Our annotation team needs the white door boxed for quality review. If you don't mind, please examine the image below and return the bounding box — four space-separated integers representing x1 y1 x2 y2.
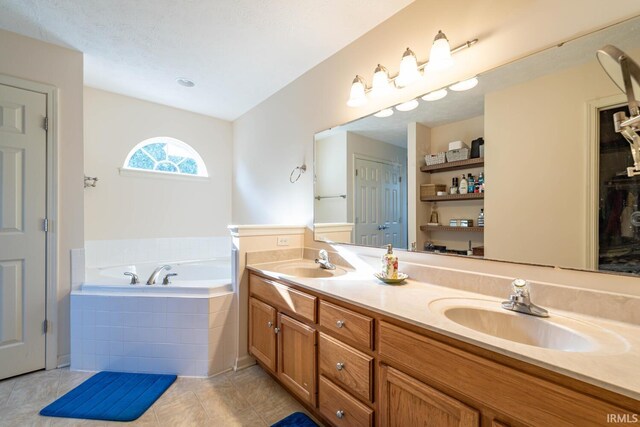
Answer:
0 84 47 380
354 158 405 248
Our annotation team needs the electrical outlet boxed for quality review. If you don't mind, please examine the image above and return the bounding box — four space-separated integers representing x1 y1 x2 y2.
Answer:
277 236 290 246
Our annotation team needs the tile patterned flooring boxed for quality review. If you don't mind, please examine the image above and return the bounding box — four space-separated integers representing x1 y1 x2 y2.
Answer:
0 365 320 426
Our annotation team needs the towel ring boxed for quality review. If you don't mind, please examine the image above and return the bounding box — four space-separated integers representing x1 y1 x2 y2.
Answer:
289 164 307 183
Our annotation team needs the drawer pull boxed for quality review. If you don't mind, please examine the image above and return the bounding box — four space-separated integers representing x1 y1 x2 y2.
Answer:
336 410 345 419
336 362 345 371
274 327 280 334
336 320 345 328
267 321 273 328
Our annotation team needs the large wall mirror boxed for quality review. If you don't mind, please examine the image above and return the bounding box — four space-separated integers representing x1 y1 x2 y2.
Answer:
314 16 640 277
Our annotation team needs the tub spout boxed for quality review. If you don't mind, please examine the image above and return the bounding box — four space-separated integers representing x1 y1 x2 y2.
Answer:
147 265 171 285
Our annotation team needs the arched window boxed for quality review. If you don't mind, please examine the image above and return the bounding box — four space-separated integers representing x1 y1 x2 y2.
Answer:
123 137 208 177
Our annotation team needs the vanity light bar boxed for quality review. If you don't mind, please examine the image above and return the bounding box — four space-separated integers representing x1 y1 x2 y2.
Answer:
347 34 478 107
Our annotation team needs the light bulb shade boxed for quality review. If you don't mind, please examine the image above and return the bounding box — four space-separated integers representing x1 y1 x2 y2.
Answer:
426 31 454 71
347 75 368 107
395 99 419 112
422 88 448 101
371 64 392 97
396 48 421 87
374 108 394 118
449 77 479 91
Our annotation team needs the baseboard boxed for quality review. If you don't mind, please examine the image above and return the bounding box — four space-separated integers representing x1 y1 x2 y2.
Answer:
235 354 256 371
57 354 70 368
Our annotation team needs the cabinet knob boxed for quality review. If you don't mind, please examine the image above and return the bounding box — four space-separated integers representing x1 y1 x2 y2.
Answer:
336 410 345 419
336 362 345 371
336 320 345 328
274 327 280 334
267 321 273 328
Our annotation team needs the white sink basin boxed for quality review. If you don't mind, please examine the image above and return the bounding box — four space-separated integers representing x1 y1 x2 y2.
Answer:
429 298 628 353
270 261 347 278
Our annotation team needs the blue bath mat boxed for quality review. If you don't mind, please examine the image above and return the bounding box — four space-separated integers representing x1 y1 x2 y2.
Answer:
40 371 176 422
272 412 318 427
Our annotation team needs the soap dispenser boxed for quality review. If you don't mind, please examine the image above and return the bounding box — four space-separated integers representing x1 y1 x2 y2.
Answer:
382 244 398 279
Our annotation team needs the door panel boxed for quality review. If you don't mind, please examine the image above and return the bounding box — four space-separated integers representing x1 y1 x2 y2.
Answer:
249 297 277 372
277 313 316 406
0 84 47 380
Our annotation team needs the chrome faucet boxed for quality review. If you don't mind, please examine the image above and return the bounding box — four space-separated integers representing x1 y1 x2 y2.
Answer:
315 249 336 270
146 265 171 285
501 279 549 318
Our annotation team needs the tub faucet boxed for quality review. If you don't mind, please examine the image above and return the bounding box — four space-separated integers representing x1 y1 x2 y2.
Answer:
315 249 336 270
147 265 172 285
501 279 549 318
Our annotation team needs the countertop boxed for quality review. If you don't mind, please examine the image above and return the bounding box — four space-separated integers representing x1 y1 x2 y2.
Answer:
247 259 640 401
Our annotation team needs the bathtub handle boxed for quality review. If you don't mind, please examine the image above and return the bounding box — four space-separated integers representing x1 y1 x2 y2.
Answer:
124 272 139 285
162 273 178 285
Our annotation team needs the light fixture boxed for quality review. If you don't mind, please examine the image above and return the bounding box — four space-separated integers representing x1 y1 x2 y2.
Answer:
422 88 448 101
345 32 478 107
374 108 394 118
426 30 454 71
396 48 421 88
176 77 195 87
395 99 419 112
450 77 478 91
346 75 368 107
371 64 393 97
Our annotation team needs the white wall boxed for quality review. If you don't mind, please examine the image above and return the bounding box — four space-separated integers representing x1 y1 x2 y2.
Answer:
314 133 347 223
84 88 232 240
232 0 640 226
0 29 84 364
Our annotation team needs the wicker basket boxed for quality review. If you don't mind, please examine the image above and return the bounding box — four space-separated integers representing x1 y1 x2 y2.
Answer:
446 148 470 162
425 152 446 166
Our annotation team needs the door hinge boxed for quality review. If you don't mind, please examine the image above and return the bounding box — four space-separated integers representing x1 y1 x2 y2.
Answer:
44 117 48 132
43 218 49 232
43 319 48 333
399 176 402 182
355 169 358 176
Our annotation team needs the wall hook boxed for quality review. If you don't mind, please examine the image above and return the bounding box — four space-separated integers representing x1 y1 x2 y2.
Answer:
84 175 98 188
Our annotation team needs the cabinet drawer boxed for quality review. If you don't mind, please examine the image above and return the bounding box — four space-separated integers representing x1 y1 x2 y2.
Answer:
250 274 316 323
319 376 373 427
319 333 373 402
378 321 633 427
319 301 373 350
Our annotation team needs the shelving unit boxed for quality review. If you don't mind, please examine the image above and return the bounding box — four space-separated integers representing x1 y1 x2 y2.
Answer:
420 193 484 202
420 225 484 233
420 157 484 173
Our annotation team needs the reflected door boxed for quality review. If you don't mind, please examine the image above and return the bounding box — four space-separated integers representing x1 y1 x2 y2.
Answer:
0 84 47 379
354 157 404 248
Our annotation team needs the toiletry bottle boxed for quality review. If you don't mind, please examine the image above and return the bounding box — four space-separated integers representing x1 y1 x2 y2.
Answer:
459 174 468 194
478 172 485 193
382 244 398 279
450 177 458 194
467 173 474 193
429 203 440 225
478 208 485 227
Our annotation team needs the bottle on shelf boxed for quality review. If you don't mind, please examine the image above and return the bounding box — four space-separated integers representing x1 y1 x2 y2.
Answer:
467 173 475 193
478 208 485 227
478 172 485 193
450 177 458 194
459 174 468 194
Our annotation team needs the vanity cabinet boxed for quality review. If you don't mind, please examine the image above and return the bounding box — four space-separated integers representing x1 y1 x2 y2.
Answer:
248 271 639 427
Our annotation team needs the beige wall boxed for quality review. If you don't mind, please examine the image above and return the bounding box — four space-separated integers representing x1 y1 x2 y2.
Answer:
232 0 640 227
0 29 84 363
84 88 233 240
484 56 624 268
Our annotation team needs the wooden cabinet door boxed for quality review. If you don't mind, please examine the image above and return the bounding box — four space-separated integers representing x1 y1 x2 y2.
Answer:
249 297 277 372
379 364 479 427
277 313 317 406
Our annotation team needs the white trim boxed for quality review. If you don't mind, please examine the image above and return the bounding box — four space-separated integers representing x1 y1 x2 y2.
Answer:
227 224 306 237
234 354 256 371
0 74 59 371
313 223 354 233
585 94 626 270
118 167 210 181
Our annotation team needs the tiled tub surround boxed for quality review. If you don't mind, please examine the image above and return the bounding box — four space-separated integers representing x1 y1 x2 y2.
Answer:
248 252 640 401
70 292 237 377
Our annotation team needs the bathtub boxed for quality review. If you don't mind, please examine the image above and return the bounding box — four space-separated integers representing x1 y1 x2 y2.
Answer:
81 258 232 296
71 257 237 376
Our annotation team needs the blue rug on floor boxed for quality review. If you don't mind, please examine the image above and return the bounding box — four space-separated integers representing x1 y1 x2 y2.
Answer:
40 371 176 422
272 412 318 427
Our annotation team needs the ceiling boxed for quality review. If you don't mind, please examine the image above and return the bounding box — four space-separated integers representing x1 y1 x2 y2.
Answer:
0 0 413 120
316 16 640 147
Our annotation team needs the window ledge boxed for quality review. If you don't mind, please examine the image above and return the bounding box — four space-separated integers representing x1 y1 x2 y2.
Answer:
118 167 210 181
